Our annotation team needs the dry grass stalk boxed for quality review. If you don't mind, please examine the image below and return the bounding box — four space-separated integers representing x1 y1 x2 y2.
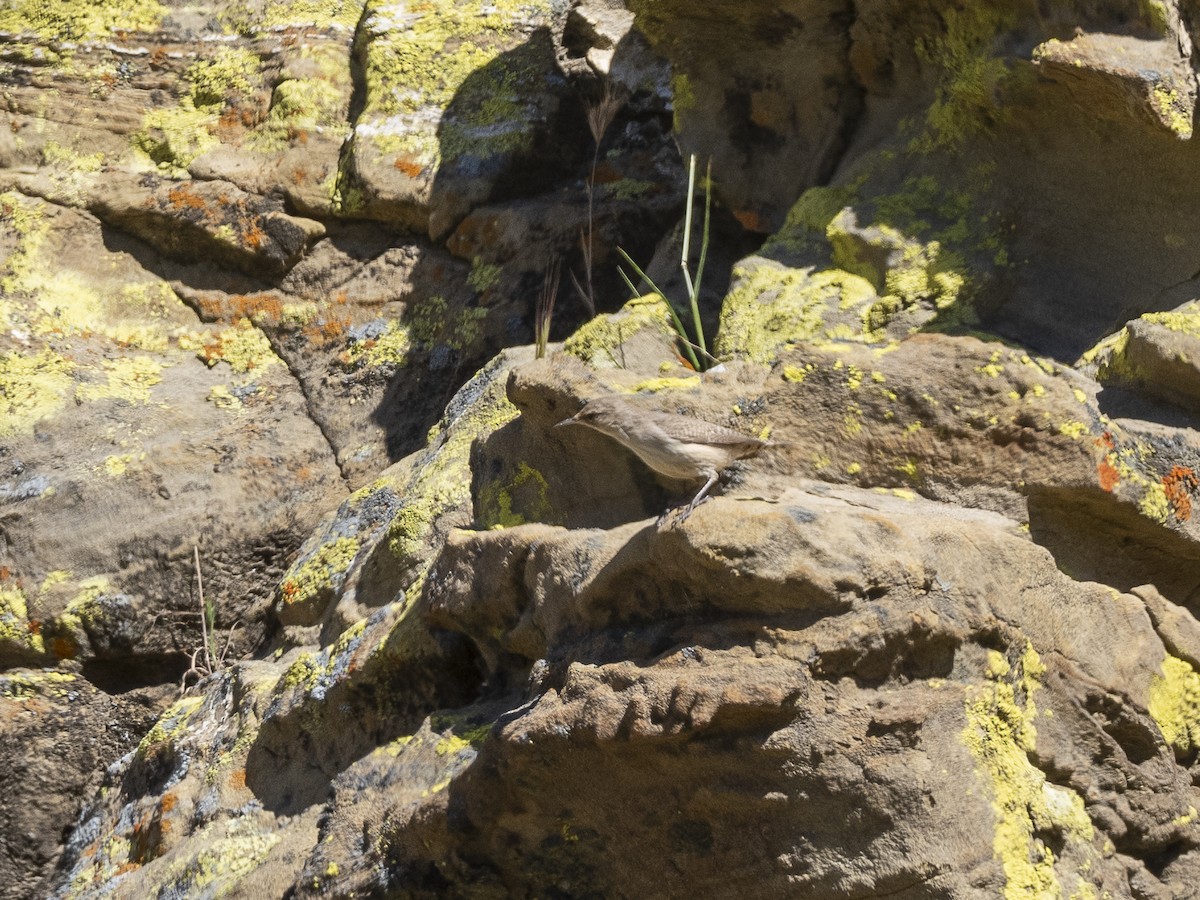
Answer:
536 258 562 359
575 80 626 317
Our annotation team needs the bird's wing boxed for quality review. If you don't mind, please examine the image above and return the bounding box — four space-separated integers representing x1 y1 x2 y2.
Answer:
647 410 765 448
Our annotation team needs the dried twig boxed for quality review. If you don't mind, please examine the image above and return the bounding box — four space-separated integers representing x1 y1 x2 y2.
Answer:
179 546 241 694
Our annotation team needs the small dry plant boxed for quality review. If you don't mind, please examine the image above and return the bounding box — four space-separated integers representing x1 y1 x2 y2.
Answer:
179 546 240 694
535 258 562 358
570 80 625 316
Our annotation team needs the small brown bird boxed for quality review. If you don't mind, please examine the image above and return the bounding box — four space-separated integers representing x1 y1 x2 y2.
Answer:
557 394 769 516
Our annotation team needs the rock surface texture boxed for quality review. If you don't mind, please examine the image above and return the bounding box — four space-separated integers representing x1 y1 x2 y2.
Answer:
3 0 1200 898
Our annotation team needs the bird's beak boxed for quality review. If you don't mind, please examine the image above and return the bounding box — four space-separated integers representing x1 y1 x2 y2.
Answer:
554 417 575 428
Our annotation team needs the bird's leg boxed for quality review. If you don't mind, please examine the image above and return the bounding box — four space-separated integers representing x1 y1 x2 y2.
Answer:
658 470 721 527
671 470 720 523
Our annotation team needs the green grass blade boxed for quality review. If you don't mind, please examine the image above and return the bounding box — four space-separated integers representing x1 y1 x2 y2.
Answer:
616 248 701 370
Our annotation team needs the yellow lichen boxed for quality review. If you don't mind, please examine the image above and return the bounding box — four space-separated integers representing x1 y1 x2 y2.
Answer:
138 696 204 756
0 585 44 655
478 462 554 529
1150 85 1192 139
963 643 1097 899
2 669 76 701
1138 482 1171 524
0 348 75 436
101 454 135 477
629 376 702 393
1057 421 1088 440
208 384 243 410
435 734 474 756
278 537 361 611
182 320 279 374
1148 654 1200 755
0 0 166 43
563 294 678 367
345 321 412 369
75 357 165 405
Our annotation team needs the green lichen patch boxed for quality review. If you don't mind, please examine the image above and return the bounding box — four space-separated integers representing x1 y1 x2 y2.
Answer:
186 47 262 108
134 47 264 171
134 103 222 172
629 376 702 393
248 42 352 153
221 0 362 34
720 166 1003 364
38 140 108 205
155 818 281 895
716 262 881 364
910 4 1021 152
0 0 166 44
343 320 413 370
431 711 491 753
1150 83 1193 139
278 536 362 614
962 644 1099 899
2 191 185 348
563 294 679 367
383 354 521 594
137 695 205 758
467 259 502 293
1149 654 1200 756
405 295 486 353
1 190 51 303
1 669 76 701
350 0 555 169
477 461 553 528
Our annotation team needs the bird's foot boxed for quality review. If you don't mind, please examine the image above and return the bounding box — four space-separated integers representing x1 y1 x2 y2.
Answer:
657 495 710 527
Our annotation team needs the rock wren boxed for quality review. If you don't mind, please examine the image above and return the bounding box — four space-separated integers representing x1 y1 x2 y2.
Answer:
556 395 769 516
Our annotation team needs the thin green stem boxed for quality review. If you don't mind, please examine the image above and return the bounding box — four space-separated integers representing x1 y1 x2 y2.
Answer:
680 154 696 302
688 158 712 358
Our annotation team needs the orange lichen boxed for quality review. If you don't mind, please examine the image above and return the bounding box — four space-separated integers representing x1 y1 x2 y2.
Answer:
49 637 77 660
233 293 284 324
167 184 207 211
243 222 267 249
1164 466 1198 521
734 208 766 232
302 311 351 346
393 156 424 177
1098 458 1120 492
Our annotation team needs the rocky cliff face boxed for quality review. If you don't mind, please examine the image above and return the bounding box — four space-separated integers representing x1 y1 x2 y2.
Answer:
4 0 1200 897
